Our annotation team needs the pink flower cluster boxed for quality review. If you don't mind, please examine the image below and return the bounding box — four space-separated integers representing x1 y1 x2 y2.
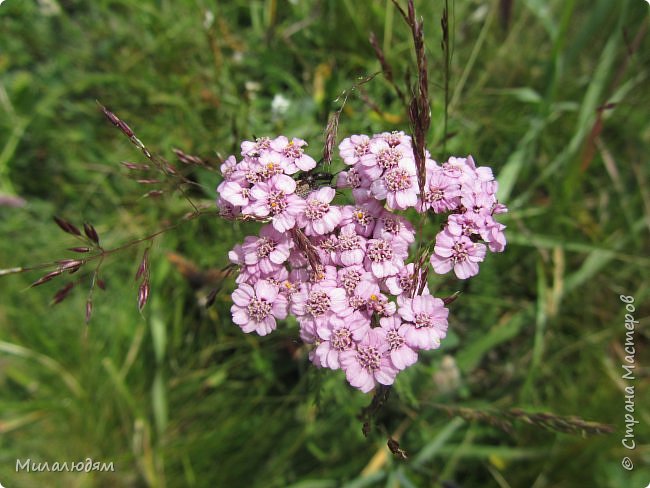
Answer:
337 133 508 280
216 132 507 393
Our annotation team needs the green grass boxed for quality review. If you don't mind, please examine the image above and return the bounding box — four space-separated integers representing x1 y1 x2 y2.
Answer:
1 0 649 487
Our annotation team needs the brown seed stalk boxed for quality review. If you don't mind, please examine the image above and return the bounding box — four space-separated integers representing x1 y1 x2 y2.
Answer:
52 282 75 305
83 223 100 245
31 269 63 287
138 280 150 311
53 216 82 236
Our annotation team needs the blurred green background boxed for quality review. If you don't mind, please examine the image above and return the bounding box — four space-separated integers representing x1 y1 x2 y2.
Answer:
1 0 649 487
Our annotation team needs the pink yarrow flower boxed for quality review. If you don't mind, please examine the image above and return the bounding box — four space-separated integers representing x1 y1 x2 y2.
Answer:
461 183 498 218
338 134 371 166
377 315 418 370
376 130 411 148
290 284 350 325
241 137 272 158
441 156 477 183
340 329 398 393
336 167 372 202
337 265 370 295
364 238 408 279
289 263 337 287
446 212 485 239
430 230 486 279
384 262 417 296
270 136 317 173
482 217 507 253
360 139 411 179
314 312 370 370
220 180 251 207
370 159 419 210
312 233 338 266
257 151 288 179
221 134 508 395
216 196 240 219
397 293 449 350
247 174 306 232
340 200 383 237
231 280 288 336
333 224 366 266
373 212 416 246
417 167 461 214
347 276 380 314
241 225 292 274
220 155 237 179
297 187 342 236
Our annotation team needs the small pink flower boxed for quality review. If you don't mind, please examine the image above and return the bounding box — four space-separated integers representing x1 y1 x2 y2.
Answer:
417 167 461 214
231 280 288 336
464 155 493 182
360 139 411 179
441 155 493 187
493 202 508 215
375 130 411 148
247 174 306 232
377 316 418 370
290 264 338 288
373 212 415 246
216 196 240 219
220 180 252 207
241 137 272 158
446 213 485 239
314 312 370 370
482 217 507 253
337 167 372 201
290 284 350 324
241 225 292 274
460 183 497 218
312 233 338 266
220 155 237 178
340 329 398 393
340 200 383 237
297 187 342 236
370 159 419 210
230 244 262 284
333 224 366 266
270 136 317 173
384 263 416 296
347 276 380 314
430 230 486 279
398 293 448 350
337 265 369 295
257 151 288 179
299 316 318 344
277 278 300 299
229 158 263 186
364 238 408 279
338 134 371 165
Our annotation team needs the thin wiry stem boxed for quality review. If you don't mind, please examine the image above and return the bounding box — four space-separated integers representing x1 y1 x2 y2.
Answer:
426 403 615 437
441 0 451 154
322 73 380 165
